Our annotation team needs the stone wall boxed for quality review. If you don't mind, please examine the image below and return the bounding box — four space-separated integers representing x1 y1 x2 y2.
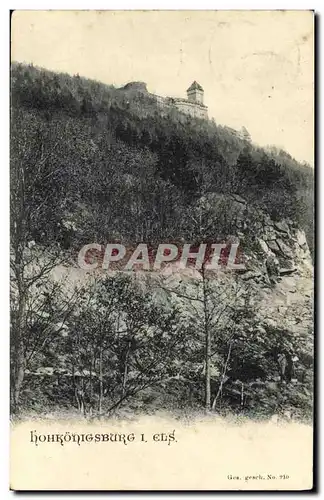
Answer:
172 99 208 119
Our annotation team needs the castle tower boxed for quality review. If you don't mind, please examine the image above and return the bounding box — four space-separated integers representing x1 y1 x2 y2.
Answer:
186 81 204 104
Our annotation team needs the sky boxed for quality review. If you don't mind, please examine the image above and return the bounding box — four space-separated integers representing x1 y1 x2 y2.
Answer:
11 10 314 165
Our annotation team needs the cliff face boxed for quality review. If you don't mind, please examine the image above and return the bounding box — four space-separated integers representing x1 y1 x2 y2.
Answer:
55 194 314 340
229 195 313 349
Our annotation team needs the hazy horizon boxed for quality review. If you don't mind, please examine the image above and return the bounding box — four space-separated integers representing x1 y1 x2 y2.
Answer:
11 10 314 166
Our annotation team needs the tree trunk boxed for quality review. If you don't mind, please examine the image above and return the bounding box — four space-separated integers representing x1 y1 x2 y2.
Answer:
12 344 25 412
98 348 103 414
89 357 93 417
202 267 211 411
212 341 233 411
205 329 211 411
122 341 131 398
11 287 27 413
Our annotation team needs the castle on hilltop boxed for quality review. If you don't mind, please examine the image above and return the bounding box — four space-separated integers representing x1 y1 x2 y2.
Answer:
120 80 252 142
165 81 208 120
121 80 208 120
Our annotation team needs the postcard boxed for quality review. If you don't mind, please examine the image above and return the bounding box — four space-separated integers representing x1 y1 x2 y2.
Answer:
10 10 314 491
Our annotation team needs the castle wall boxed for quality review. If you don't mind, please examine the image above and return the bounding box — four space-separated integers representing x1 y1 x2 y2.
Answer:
149 92 208 120
154 94 170 107
173 100 208 119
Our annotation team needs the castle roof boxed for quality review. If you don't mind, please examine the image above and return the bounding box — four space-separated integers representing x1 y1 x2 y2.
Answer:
187 81 204 92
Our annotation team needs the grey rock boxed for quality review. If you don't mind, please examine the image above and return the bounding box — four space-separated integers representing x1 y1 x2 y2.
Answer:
274 221 290 233
231 194 247 204
258 238 270 254
266 240 280 253
277 239 294 258
296 229 307 247
241 271 262 281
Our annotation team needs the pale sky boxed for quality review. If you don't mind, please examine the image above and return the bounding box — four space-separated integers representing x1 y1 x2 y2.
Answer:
11 10 314 165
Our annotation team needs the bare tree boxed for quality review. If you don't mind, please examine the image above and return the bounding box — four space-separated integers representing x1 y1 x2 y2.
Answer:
157 262 249 412
10 107 76 412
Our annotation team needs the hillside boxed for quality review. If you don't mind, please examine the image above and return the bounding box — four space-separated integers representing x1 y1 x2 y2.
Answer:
10 62 314 420
11 62 314 253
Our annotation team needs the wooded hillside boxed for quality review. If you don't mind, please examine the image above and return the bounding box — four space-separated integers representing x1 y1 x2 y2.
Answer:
10 63 314 420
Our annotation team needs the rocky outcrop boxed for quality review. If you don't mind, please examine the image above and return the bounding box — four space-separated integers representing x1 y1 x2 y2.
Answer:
234 198 313 343
121 81 148 93
53 194 314 351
